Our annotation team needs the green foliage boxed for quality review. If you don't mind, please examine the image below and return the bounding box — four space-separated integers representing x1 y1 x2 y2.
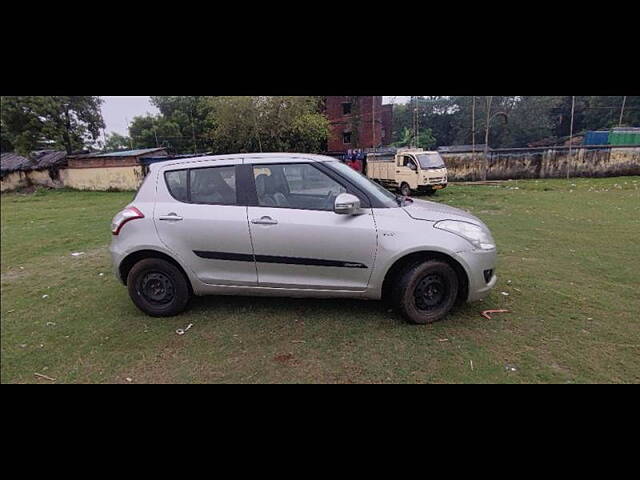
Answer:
393 96 457 148
126 96 329 155
392 96 638 149
204 96 330 154
1 117 15 152
128 114 181 151
391 127 436 150
103 132 132 152
148 96 214 153
0 96 105 154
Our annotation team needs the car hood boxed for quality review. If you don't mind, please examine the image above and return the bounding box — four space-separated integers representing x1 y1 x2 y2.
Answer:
402 198 482 224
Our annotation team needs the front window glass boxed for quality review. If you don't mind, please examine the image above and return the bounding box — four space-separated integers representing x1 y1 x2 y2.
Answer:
416 153 445 169
328 161 398 208
402 156 418 170
253 163 346 211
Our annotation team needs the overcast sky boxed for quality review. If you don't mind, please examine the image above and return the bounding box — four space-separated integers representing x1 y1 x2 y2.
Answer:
100 96 411 136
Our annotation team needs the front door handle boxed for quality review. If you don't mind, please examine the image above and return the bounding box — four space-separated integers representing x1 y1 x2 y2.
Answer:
159 213 183 221
251 216 278 225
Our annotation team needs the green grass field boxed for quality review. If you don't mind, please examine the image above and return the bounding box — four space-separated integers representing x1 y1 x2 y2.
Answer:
1 178 639 383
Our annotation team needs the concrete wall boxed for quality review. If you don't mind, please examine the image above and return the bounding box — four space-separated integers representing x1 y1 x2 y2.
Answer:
61 166 145 191
1 169 64 192
442 146 640 181
1 171 27 192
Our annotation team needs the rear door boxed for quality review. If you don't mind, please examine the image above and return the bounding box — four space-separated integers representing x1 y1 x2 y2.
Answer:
246 161 378 291
154 159 258 286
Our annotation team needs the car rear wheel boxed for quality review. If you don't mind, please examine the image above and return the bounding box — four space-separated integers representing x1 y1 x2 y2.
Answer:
127 258 191 317
392 260 458 324
400 182 412 197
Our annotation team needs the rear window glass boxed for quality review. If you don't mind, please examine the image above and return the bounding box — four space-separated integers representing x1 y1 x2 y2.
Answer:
190 166 237 205
165 170 188 202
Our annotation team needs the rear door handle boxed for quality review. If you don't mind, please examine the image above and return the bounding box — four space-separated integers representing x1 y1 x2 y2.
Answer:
251 216 278 225
159 213 183 221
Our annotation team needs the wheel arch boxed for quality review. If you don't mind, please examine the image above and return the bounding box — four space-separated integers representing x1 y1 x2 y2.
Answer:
118 249 194 295
381 250 469 305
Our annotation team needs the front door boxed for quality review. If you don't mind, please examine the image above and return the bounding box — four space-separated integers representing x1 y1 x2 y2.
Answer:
154 160 258 286
247 162 377 291
396 155 420 189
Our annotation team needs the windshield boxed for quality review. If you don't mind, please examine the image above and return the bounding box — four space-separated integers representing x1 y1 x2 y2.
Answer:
328 161 399 208
416 153 445 169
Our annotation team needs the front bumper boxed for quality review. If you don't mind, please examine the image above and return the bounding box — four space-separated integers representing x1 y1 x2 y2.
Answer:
455 248 498 302
418 183 447 192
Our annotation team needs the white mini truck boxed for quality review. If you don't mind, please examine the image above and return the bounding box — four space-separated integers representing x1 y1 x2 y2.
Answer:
110 153 496 324
366 148 448 197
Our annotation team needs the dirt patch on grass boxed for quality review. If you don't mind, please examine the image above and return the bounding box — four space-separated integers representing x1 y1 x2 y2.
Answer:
273 352 295 364
1 268 29 283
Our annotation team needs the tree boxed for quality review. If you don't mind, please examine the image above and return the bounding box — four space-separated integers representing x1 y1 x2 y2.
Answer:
582 96 640 130
392 96 457 148
392 127 436 150
1 117 14 152
128 114 181 151
149 96 214 153
204 96 329 154
104 132 132 151
501 96 561 147
0 96 105 154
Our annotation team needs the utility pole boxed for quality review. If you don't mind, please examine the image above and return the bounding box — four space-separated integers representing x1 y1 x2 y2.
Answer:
125 117 133 149
416 96 420 148
471 96 476 161
412 96 419 149
568 95 575 180
372 96 376 152
619 95 627 127
483 96 493 181
190 109 198 154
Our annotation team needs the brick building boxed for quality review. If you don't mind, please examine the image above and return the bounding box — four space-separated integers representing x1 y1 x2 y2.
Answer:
325 96 393 152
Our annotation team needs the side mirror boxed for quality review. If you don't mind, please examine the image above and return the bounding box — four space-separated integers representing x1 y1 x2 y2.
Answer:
334 193 361 215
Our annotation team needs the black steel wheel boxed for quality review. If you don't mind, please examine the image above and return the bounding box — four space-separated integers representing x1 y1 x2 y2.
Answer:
413 274 447 311
127 258 191 317
392 260 459 324
140 271 175 305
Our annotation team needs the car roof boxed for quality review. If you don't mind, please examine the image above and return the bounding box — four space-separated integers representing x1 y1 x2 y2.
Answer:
152 152 338 171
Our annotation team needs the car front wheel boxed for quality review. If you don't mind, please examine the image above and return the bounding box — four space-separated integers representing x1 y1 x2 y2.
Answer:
127 258 191 317
392 260 459 324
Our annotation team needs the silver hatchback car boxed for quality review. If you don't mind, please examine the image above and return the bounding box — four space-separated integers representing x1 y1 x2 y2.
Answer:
110 153 497 324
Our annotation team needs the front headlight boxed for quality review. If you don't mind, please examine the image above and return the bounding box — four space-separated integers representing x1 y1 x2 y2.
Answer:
434 220 495 250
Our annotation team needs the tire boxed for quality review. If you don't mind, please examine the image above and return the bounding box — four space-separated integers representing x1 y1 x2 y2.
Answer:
400 182 412 197
392 260 458 324
127 258 191 317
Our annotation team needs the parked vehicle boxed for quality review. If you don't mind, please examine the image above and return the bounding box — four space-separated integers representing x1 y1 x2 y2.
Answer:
366 148 448 197
110 153 496 324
